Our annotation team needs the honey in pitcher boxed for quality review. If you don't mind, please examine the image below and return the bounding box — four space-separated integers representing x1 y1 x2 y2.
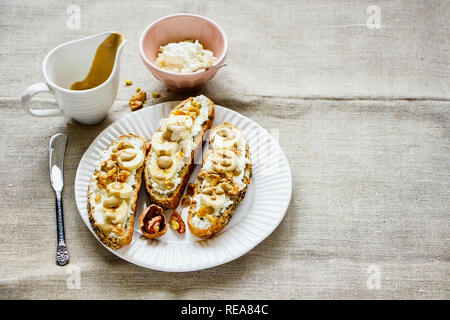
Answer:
70 33 123 90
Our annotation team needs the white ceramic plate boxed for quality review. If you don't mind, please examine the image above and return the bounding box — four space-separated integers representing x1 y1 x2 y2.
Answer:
75 101 292 272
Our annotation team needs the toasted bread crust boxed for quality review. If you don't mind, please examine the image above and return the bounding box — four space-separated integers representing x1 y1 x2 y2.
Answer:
187 127 252 239
87 134 145 249
144 97 215 209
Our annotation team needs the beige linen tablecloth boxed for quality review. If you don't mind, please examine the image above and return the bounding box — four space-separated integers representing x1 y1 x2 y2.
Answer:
0 0 448 299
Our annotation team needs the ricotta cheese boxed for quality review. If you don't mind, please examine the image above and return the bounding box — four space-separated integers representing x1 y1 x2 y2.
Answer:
155 40 217 73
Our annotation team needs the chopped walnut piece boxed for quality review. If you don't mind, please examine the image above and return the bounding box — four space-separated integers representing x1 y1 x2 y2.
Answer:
96 172 107 189
169 211 186 234
173 109 186 116
197 206 214 217
112 224 125 236
185 105 199 115
147 215 162 234
198 170 208 179
205 214 218 224
211 176 221 186
117 141 133 150
100 159 115 171
129 90 146 111
186 183 195 196
116 170 130 183
225 171 234 179
181 194 191 206
106 167 117 182
187 111 197 119
165 181 175 190
220 182 233 193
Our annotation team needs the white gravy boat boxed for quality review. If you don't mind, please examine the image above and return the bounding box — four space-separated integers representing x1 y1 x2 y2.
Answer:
21 31 126 125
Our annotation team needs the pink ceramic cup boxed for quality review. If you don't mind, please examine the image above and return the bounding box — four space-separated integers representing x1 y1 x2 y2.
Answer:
139 13 228 93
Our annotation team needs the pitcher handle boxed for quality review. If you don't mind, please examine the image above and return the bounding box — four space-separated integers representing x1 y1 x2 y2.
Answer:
21 82 64 117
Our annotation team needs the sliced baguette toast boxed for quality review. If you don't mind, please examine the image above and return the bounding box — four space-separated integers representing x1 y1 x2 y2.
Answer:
144 95 214 209
87 134 145 249
188 123 252 239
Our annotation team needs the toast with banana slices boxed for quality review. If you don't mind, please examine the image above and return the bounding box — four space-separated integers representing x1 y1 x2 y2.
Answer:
188 123 252 239
144 95 215 209
87 134 145 249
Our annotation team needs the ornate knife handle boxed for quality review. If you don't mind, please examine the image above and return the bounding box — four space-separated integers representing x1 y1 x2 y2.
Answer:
55 192 69 266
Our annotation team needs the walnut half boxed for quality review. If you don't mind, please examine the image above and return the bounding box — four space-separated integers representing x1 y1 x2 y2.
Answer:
169 211 186 234
139 204 167 239
129 90 146 111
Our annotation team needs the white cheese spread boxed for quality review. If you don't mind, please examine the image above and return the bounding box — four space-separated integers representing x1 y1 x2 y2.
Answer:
155 40 217 73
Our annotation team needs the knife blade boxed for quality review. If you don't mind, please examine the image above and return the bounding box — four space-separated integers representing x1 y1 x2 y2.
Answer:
49 133 69 266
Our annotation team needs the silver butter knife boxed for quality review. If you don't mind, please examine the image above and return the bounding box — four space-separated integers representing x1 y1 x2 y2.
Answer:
49 133 69 266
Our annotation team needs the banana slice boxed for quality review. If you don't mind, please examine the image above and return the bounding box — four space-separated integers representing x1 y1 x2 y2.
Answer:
103 195 122 208
161 115 194 142
104 200 128 225
119 148 144 171
211 149 239 172
107 182 133 199
163 125 190 142
149 154 181 184
151 132 178 156
199 193 226 211
118 148 137 161
166 115 194 129
96 221 113 235
211 126 241 150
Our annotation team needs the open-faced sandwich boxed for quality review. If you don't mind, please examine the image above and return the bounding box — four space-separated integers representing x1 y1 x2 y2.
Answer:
87 134 145 249
144 95 214 209
188 123 252 239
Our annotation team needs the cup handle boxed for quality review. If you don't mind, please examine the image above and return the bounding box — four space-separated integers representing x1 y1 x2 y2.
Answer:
21 82 64 117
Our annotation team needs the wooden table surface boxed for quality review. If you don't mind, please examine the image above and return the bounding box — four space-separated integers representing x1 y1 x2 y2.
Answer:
0 0 448 299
